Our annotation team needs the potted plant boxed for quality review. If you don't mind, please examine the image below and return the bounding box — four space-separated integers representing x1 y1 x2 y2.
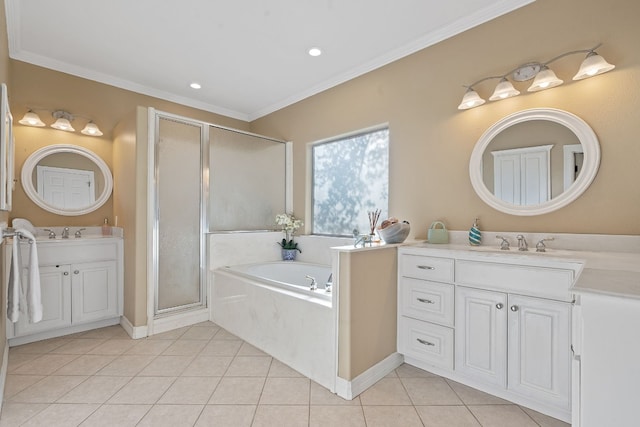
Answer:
275 213 303 260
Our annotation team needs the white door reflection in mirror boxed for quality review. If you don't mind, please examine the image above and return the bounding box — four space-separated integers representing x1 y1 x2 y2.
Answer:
492 145 552 206
37 165 95 209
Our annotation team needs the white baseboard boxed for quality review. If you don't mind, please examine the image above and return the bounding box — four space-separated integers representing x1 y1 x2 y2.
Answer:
149 308 209 336
0 342 9 413
335 352 404 400
120 316 148 339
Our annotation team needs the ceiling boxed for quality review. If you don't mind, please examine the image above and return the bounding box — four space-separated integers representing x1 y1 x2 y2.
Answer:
5 0 533 121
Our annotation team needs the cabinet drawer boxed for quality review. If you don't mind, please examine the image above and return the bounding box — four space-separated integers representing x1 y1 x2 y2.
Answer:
398 316 454 370
400 254 454 283
400 278 454 326
456 260 573 301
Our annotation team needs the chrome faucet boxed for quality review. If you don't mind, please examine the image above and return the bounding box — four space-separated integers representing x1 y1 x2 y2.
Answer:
306 275 317 291
43 228 56 239
61 227 70 239
74 228 86 238
536 237 555 252
516 234 528 251
325 273 333 293
496 235 510 250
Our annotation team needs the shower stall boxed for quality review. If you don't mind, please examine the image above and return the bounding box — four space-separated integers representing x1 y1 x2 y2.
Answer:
146 110 288 333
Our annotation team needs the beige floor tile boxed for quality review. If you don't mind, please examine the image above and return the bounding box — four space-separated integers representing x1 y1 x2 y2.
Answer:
20 403 100 427
310 405 366 427
446 379 511 405
310 381 361 406
107 376 176 404
395 363 438 378
137 355 194 376
158 376 220 404
7 352 41 373
50 339 106 354
79 325 130 340
359 378 412 405
268 359 304 377
401 377 463 406
148 326 190 340
9 375 87 403
181 324 220 340
124 339 174 355
195 405 255 427
362 406 424 427
468 405 539 427
137 404 204 427
520 406 571 427
182 355 233 376
52 354 116 375
260 377 310 405
95 355 155 376
57 376 131 403
415 405 481 427
237 342 268 356
79 404 151 426
212 328 241 340
200 339 242 356
0 402 48 427
252 405 309 427
225 355 272 377
13 354 79 375
87 338 137 355
3 375 46 399
10 337 70 354
208 377 265 404
162 339 207 356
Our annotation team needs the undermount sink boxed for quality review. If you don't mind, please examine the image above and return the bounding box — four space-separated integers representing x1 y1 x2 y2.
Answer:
466 245 578 257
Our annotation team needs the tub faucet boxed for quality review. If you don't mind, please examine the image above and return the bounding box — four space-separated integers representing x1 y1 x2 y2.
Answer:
516 234 528 251
61 227 70 239
306 275 317 291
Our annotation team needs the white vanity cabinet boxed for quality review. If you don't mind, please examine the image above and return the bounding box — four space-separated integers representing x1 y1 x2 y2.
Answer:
398 245 580 423
6 237 123 345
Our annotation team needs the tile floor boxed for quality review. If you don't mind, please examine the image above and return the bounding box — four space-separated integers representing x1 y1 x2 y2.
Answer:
0 322 570 426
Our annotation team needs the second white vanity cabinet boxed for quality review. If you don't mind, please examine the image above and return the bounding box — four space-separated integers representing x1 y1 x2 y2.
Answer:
7 236 123 345
398 245 581 423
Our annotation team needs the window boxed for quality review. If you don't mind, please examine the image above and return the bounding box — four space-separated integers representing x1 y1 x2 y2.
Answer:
312 127 389 236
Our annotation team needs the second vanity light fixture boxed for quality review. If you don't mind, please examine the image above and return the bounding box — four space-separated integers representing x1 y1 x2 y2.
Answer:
19 109 104 136
458 43 615 110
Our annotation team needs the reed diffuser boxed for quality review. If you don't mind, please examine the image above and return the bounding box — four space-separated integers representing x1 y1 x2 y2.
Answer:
368 209 382 238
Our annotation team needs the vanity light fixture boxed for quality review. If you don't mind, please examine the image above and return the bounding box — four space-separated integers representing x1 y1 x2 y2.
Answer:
458 43 615 110
19 109 104 136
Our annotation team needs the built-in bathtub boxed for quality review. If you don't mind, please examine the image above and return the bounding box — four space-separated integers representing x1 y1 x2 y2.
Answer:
212 261 337 391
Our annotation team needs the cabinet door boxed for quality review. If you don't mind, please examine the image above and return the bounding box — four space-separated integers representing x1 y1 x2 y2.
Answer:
14 265 72 336
71 260 118 324
508 294 571 411
455 286 507 387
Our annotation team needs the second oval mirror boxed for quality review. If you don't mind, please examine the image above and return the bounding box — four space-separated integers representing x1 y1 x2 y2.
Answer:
21 144 113 216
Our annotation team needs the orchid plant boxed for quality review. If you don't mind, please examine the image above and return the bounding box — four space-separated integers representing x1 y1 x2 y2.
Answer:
275 213 303 252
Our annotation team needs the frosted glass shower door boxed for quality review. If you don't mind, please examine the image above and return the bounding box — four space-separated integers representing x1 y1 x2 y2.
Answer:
155 116 205 313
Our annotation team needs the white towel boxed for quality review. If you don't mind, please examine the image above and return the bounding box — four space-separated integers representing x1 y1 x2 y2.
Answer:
7 229 43 324
16 228 43 323
7 232 21 323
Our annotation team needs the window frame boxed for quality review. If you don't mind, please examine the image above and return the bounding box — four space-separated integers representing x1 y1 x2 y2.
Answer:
310 124 390 237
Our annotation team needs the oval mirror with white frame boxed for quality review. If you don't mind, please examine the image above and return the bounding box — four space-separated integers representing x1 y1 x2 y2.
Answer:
21 144 113 216
469 108 600 216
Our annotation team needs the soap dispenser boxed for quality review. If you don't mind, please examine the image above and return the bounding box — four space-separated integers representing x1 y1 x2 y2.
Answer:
469 218 482 246
102 218 112 236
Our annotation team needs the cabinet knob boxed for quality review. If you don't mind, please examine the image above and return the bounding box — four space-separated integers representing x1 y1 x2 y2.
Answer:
63 271 69 276
510 305 519 312
74 270 80 275
496 303 503 309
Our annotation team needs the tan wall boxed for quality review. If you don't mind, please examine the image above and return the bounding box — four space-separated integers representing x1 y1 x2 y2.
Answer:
9 61 249 227
0 0 9 382
337 247 397 380
251 0 640 236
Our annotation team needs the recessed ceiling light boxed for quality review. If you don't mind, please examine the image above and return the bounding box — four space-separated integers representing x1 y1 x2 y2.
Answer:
190 82 202 89
308 47 322 57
